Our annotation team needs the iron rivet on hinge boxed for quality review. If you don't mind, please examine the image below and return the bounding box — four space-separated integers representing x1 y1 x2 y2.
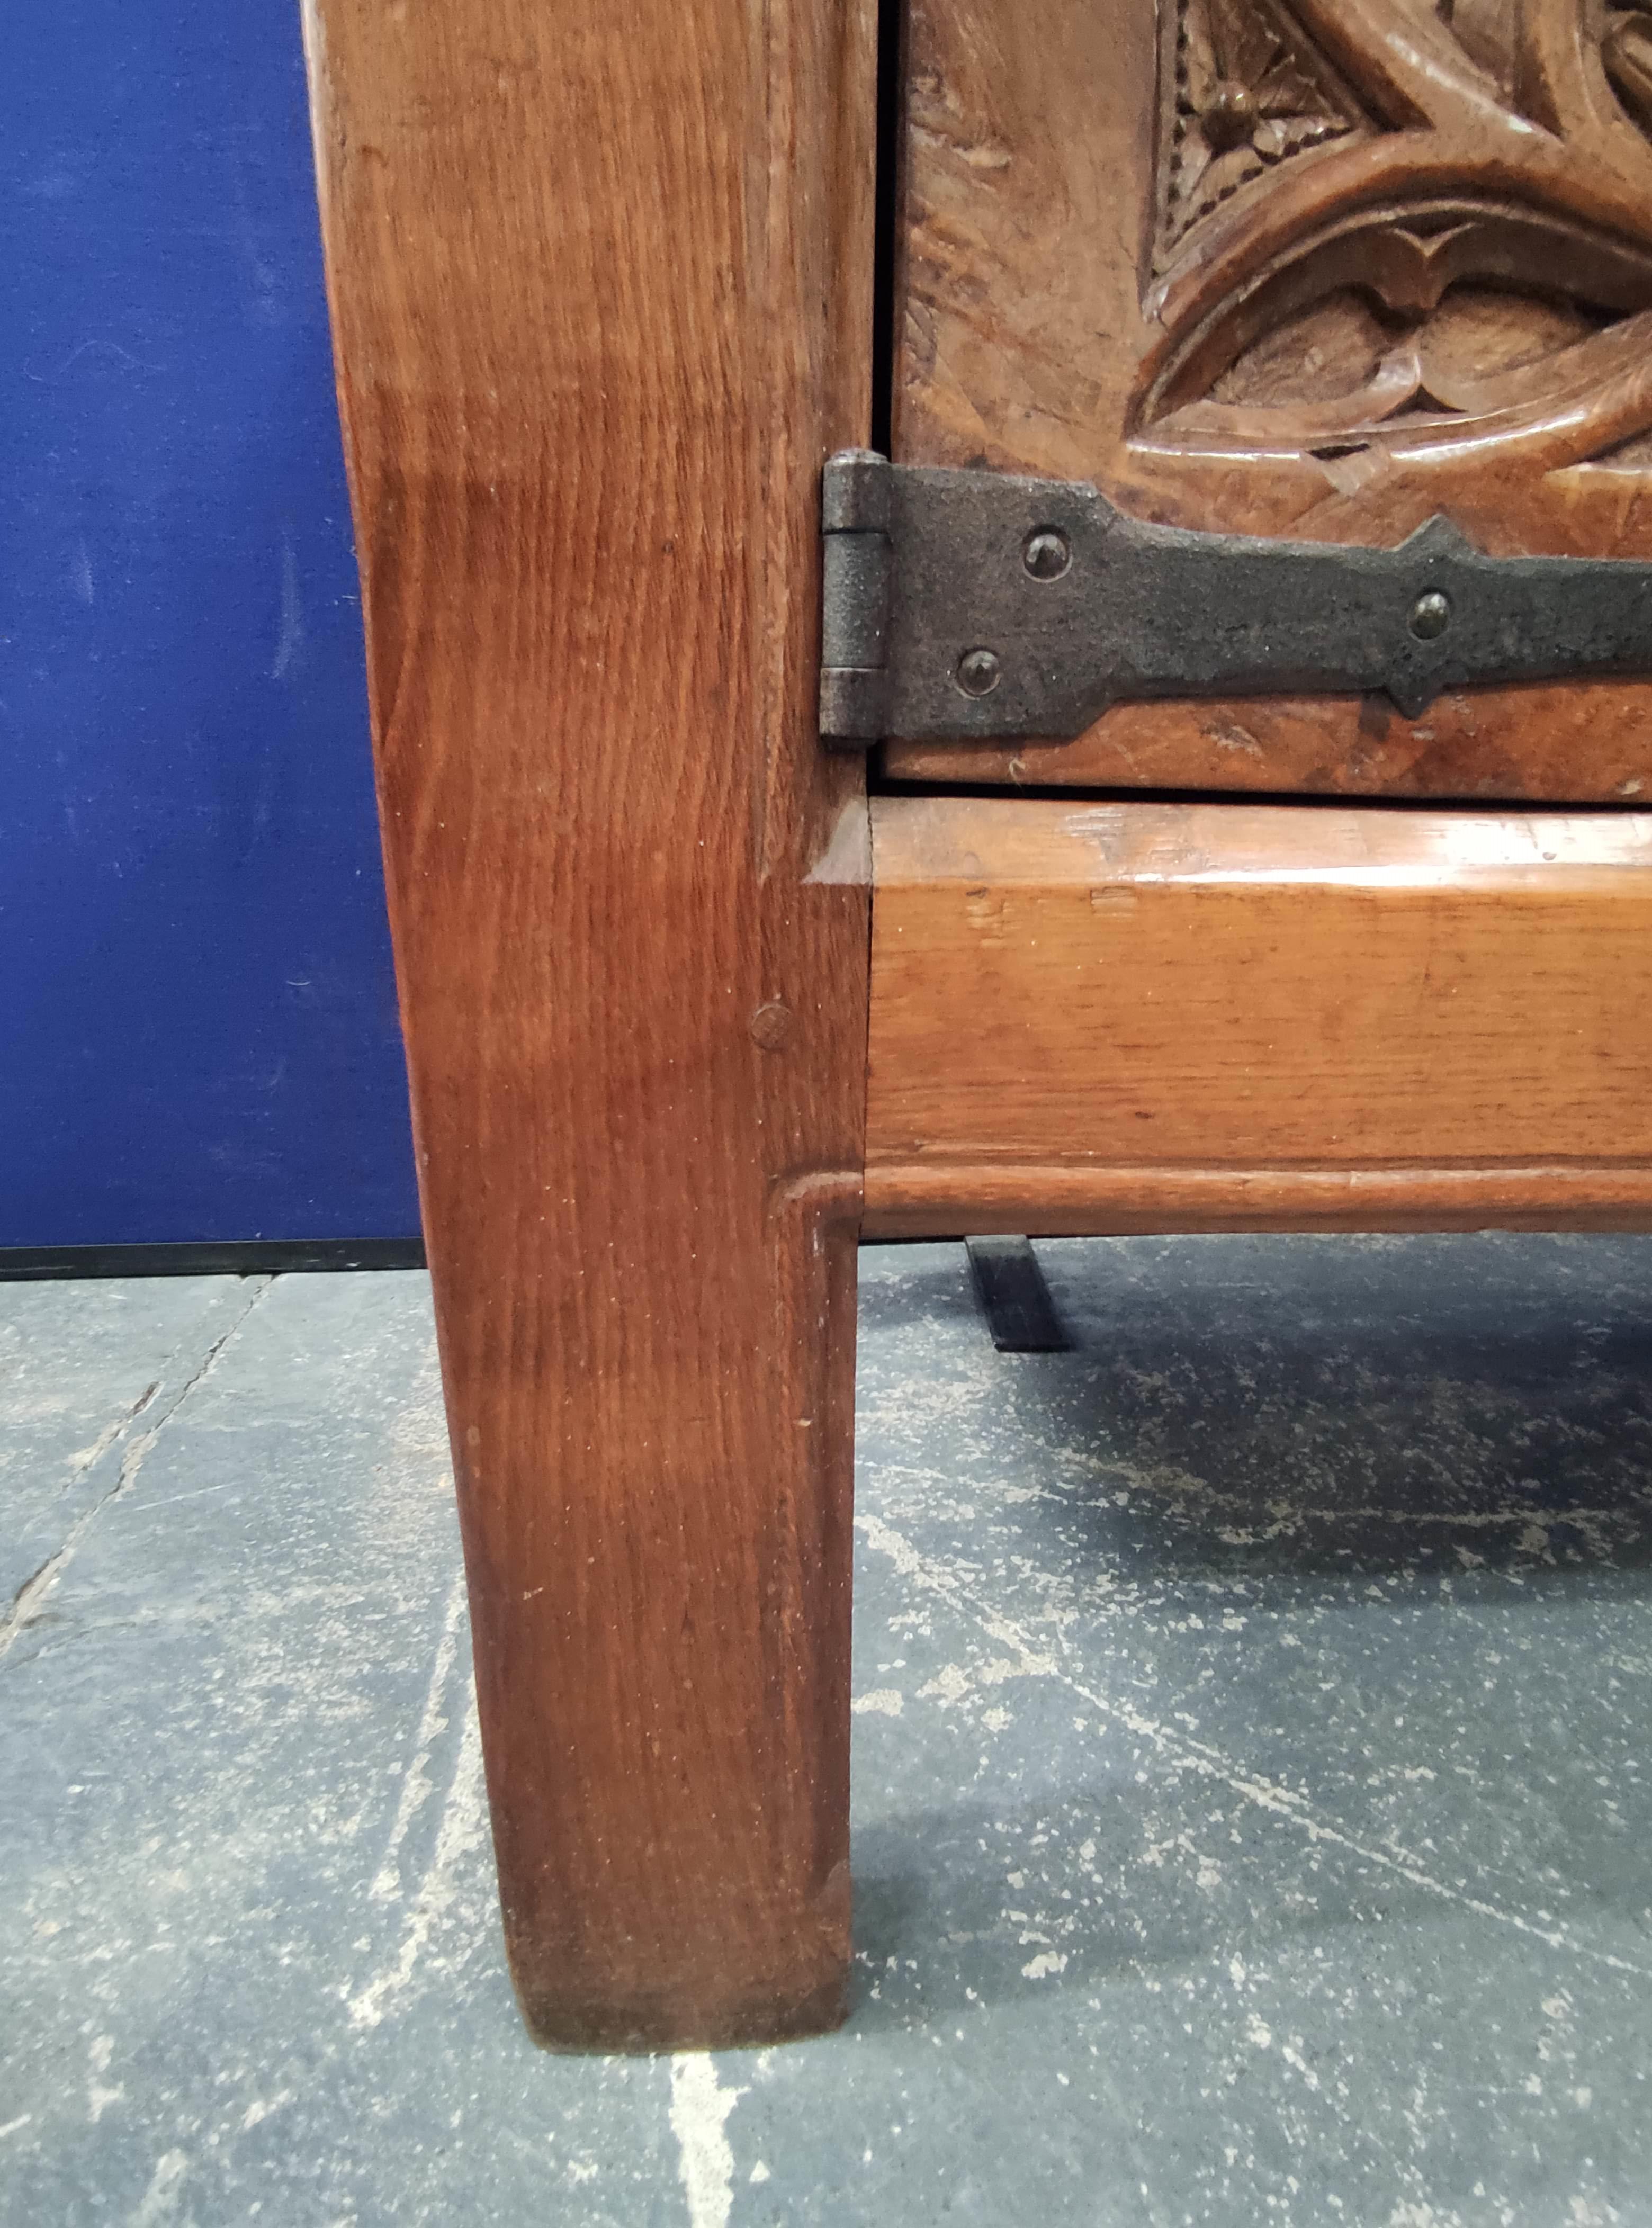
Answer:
956 648 1002 697
1023 528 1071 581
1409 590 1451 640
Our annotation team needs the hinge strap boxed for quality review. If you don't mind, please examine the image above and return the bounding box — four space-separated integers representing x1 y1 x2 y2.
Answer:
818 451 1652 748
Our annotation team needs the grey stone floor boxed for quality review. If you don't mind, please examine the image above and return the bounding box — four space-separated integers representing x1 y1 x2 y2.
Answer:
3 1238 1652 2227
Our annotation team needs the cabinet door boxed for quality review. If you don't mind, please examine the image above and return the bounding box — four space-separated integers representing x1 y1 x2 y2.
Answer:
886 0 1652 799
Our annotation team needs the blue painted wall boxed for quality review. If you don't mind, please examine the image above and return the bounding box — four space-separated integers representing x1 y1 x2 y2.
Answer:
2 2 419 1247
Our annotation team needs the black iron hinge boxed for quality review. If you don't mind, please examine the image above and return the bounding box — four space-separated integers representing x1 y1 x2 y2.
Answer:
818 448 1652 746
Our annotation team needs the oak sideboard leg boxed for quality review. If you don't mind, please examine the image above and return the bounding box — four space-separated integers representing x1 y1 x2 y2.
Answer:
301 0 875 2048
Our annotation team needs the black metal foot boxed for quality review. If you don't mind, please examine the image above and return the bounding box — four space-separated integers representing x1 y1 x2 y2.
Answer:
965 1236 1070 1353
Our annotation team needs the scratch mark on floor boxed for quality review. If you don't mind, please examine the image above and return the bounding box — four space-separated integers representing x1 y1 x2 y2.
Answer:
129 2148 188 2225
857 1507 1651 1979
669 2054 748 2228
0 1280 274 1662
370 1566 470 1902
347 1690 486 2030
64 1379 162 1481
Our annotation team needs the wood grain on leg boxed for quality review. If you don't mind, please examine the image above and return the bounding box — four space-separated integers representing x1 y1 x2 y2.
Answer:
302 0 875 2049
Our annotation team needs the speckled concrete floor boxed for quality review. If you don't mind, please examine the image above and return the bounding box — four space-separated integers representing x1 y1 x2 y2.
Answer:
3 1237 1651 2226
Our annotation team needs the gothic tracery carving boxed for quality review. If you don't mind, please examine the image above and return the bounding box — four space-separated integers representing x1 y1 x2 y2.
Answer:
1605 6 1652 134
1156 0 1369 263
1139 0 1652 463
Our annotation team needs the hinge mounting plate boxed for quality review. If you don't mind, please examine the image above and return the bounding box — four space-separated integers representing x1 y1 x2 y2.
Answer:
819 450 1652 747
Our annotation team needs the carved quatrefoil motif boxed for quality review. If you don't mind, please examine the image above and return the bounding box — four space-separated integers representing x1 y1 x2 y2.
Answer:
1139 0 1652 465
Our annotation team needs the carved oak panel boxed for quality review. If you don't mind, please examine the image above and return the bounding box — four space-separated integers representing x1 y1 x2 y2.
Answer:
888 0 1652 799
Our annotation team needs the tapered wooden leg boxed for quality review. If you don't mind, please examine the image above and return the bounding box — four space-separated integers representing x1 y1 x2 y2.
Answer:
302 0 875 2048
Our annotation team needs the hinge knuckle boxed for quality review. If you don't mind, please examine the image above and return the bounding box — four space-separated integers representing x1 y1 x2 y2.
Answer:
819 451 893 745
821 527 891 672
821 447 892 535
